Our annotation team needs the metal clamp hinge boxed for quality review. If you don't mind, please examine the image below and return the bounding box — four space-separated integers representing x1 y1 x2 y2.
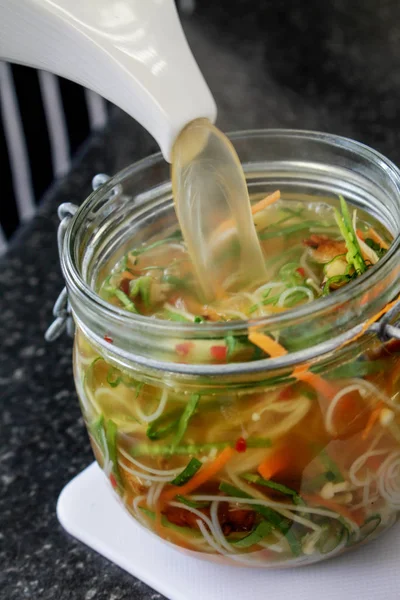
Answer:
44 175 112 343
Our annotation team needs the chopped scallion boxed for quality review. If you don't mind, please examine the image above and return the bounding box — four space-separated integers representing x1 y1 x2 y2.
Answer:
171 458 202 486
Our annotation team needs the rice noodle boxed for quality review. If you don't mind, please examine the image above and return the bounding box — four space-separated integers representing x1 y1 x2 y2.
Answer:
349 448 389 487
196 520 226 555
85 388 104 415
118 446 183 476
221 309 249 321
377 451 400 508
163 303 195 322
77 354 97 367
300 249 319 284
167 501 228 554
225 469 322 532
188 495 359 531
135 388 169 423
249 396 311 440
92 388 133 415
354 379 400 412
226 465 270 498
148 481 165 509
302 530 322 555
325 384 369 436
118 460 175 482
132 495 149 527
306 278 321 294
259 529 289 553
254 281 284 296
362 479 371 508
210 501 238 553
277 286 314 308
278 509 322 533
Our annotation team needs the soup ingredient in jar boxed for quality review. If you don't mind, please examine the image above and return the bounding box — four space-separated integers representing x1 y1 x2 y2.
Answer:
99 193 390 324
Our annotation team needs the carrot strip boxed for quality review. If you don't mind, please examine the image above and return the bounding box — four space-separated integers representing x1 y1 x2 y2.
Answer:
292 366 339 399
258 448 291 480
251 190 281 216
248 332 288 358
366 227 389 250
350 294 400 345
213 190 280 236
302 494 364 526
362 402 385 440
161 447 235 503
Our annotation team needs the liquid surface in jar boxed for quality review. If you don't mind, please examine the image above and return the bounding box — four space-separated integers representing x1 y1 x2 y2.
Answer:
98 193 391 324
72 191 400 567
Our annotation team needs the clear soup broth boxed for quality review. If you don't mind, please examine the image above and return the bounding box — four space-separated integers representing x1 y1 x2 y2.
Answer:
73 191 400 567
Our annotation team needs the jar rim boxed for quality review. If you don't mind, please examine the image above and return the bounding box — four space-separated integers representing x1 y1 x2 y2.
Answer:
63 128 400 344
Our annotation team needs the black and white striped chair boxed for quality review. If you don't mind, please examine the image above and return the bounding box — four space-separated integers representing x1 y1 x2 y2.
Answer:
0 61 110 254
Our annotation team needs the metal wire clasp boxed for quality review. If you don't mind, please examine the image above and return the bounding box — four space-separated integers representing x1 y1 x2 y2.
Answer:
44 203 77 342
45 174 112 342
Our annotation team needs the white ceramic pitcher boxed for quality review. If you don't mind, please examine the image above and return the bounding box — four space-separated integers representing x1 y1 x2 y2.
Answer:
0 0 217 161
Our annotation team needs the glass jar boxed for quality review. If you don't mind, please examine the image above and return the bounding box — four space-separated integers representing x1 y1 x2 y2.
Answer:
59 130 400 568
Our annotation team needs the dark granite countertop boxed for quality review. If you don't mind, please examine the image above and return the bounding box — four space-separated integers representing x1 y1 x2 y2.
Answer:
3 4 400 599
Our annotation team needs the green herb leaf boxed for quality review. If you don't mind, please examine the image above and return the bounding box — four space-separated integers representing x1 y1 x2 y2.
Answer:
231 520 273 548
259 220 324 240
107 366 122 388
242 473 303 504
319 449 344 483
131 441 231 457
365 238 387 258
129 276 151 308
162 274 192 289
334 196 366 274
302 470 336 492
130 230 182 257
176 495 210 509
106 287 138 312
146 409 181 441
172 394 200 450
106 419 122 485
171 458 203 486
163 310 193 323
219 482 301 555
88 414 106 455
224 335 237 360
322 274 350 295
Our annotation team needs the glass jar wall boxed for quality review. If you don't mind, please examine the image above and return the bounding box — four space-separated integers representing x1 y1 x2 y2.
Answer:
63 131 400 567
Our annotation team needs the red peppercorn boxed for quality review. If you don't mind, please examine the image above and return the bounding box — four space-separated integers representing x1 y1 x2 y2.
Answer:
210 345 228 362
110 473 117 488
296 267 306 277
235 437 247 453
104 335 113 344
175 342 194 357
278 385 294 401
